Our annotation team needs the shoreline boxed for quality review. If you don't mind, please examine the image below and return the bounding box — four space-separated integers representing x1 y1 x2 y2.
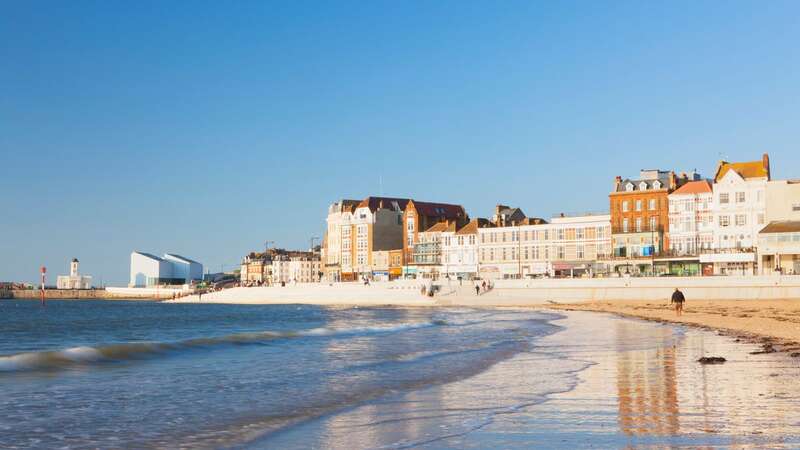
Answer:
548 300 800 359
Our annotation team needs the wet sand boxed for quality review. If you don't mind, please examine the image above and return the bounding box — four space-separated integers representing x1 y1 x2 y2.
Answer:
549 299 800 357
252 311 800 449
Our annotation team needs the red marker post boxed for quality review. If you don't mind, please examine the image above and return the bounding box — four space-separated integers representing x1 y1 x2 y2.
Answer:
40 266 46 306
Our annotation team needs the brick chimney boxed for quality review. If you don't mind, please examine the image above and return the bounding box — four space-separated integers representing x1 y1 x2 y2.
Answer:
763 153 770 180
614 176 622 191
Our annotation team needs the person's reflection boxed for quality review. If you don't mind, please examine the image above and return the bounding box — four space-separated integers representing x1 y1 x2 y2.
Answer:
616 324 679 436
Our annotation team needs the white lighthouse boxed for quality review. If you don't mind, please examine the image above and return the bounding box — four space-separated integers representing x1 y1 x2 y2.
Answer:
57 258 93 289
70 258 79 277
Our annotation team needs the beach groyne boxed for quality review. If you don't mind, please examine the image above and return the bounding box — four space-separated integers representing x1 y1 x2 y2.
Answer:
170 275 800 306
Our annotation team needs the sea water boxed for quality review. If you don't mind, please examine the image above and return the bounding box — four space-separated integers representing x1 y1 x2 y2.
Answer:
2 300 799 449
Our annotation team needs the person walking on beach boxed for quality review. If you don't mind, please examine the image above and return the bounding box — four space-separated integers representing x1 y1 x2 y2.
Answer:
671 288 685 316
475 283 480 296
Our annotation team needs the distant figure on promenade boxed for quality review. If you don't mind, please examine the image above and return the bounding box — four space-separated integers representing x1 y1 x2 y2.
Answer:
475 284 480 296
481 280 487 292
671 288 685 316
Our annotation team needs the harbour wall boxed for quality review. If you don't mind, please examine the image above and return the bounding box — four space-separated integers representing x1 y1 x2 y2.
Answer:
7 286 188 300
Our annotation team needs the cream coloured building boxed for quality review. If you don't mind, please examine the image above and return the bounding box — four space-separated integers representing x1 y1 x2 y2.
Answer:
765 179 800 223
668 179 714 255
478 213 611 279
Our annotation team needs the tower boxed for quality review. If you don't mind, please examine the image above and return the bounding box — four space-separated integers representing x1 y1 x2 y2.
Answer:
70 258 79 277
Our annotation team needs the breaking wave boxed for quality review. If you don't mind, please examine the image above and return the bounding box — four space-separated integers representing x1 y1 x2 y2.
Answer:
0 320 441 373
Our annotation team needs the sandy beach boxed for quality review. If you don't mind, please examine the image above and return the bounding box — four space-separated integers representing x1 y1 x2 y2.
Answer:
550 299 800 356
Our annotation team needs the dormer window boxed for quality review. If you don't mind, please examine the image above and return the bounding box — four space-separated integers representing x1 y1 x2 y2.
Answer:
625 183 634 192
639 181 648 191
653 180 661 189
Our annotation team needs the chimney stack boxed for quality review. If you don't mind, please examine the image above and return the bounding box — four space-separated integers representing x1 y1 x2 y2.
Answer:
763 153 771 180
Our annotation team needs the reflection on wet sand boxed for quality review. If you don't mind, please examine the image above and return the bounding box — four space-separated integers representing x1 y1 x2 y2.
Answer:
616 323 679 436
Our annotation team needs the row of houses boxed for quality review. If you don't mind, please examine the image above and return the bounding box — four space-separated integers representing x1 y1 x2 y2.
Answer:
321 153 800 280
239 248 321 285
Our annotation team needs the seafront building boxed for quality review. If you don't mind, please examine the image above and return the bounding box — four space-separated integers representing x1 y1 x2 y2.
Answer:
702 155 770 275
757 221 800 275
129 251 203 287
316 154 799 279
441 218 493 279
56 258 92 289
402 200 468 267
271 254 321 284
478 213 611 279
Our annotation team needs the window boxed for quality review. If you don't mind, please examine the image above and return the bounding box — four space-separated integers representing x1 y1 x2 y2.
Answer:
524 247 529 259
556 246 565 259
635 200 642 211
684 201 693 212
639 182 648 190
635 218 642 232
623 218 629 233
576 245 585 259
469 235 475 245
650 216 657 231
649 198 657 211
626 183 634 192
622 201 629 212
502 249 507 260
736 192 745 203
735 214 746 226
719 215 730 227
576 228 584 240
792 203 800 212
719 193 729 204
757 190 764 202
557 229 565 240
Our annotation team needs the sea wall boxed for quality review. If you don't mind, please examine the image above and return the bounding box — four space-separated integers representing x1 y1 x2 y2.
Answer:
172 275 800 306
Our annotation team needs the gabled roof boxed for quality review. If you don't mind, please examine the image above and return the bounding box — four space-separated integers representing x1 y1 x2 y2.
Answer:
340 199 361 213
456 218 493 235
357 197 411 212
410 200 467 220
671 180 712 195
759 221 800 234
714 154 770 182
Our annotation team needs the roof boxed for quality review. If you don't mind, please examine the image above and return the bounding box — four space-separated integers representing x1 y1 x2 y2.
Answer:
456 218 493 235
340 199 361 213
614 177 669 192
671 180 712 195
164 254 201 265
519 217 548 225
422 221 455 233
133 251 165 262
357 196 411 212
714 155 770 182
411 200 466 220
759 221 800 234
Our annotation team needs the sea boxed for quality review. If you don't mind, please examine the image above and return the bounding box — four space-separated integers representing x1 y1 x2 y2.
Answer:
1 300 799 449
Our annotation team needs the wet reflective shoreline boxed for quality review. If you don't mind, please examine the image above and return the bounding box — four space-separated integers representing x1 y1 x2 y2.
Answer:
257 311 800 449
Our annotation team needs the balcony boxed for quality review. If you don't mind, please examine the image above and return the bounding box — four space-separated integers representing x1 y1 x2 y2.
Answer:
611 225 665 235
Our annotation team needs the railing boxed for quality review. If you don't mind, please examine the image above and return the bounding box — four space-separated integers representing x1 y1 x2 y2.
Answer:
611 226 665 235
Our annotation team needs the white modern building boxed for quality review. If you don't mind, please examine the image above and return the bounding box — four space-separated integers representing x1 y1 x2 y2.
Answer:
757 221 800 275
56 258 92 289
163 254 203 283
129 251 203 287
668 179 713 255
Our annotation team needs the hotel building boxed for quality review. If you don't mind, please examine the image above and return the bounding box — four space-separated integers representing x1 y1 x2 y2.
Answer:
703 154 770 275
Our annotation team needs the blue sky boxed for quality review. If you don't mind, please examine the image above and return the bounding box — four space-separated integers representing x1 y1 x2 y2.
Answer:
2 1 799 285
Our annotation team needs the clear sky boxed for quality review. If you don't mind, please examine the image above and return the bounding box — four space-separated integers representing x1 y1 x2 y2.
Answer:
2 1 799 285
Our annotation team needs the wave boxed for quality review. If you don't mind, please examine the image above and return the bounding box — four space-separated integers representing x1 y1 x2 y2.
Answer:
0 320 441 374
